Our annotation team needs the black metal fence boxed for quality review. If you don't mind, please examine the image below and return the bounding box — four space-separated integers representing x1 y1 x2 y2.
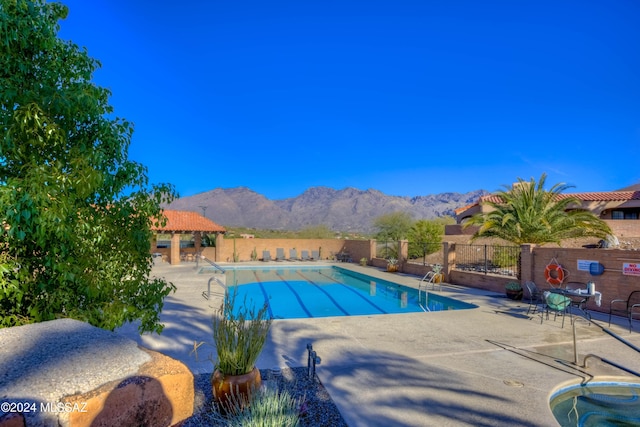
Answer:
407 242 444 266
378 240 444 265
376 241 399 259
454 244 519 277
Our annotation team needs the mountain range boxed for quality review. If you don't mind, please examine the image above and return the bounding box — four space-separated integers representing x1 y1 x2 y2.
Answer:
165 186 489 233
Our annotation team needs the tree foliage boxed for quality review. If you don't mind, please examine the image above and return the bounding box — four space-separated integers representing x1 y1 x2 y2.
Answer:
407 219 443 259
465 173 612 245
373 211 414 241
0 0 177 332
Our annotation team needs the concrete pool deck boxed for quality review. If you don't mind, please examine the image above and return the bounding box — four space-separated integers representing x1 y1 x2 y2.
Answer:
116 261 640 426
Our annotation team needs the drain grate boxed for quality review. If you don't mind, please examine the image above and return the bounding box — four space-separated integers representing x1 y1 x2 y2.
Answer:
504 379 524 387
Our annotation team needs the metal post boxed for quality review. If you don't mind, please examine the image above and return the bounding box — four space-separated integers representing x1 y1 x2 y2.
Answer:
572 316 590 365
484 244 488 275
306 343 321 379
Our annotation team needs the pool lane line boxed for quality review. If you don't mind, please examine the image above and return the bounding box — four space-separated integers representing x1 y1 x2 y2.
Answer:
294 272 359 316
252 271 275 319
274 273 314 318
311 270 389 314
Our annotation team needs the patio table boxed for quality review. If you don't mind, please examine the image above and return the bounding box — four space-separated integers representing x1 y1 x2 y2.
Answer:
550 283 601 321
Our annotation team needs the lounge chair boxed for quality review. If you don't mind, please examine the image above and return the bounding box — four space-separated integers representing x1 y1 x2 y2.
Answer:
300 250 310 261
288 249 299 261
311 250 320 261
275 248 286 261
262 250 272 262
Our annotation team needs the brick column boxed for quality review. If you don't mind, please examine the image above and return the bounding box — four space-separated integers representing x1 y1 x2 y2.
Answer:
369 239 377 262
443 241 455 281
398 240 409 271
171 232 181 265
194 232 202 254
215 233 225 262
520 244 535 285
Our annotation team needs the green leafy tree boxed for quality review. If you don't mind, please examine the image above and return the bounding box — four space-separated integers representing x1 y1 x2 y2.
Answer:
407 219 443 260
465 173 612 245
0 0 177 332
373 212 414 258
373 212 414 241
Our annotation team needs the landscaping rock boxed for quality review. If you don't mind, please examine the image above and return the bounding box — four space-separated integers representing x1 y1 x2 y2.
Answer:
0 319 193 427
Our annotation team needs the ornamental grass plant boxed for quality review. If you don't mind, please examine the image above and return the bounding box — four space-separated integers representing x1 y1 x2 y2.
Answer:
213 289 273 376
207 387 303 427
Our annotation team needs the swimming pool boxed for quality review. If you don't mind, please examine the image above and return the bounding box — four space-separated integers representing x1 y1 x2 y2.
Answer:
213 266 476 320
550 381 640 426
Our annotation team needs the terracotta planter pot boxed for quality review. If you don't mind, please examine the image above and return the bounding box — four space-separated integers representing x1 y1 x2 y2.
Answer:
212 367 261 414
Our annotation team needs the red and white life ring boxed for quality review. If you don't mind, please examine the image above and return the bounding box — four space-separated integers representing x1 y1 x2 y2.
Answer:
544 264 565 286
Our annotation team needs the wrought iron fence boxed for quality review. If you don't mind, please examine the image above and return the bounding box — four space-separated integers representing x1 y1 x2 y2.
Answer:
407 242 444 266
376 241 399 259
454 244 520 277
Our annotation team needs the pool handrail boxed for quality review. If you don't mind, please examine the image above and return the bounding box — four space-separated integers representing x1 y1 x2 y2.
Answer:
581 354 640 377
572 317 640 378
418 271 443 311
196 256 227 300
198 256 226 274
203 275 227 301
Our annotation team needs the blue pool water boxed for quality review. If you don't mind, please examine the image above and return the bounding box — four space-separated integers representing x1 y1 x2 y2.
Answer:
217 266 476 320
550 382 640 426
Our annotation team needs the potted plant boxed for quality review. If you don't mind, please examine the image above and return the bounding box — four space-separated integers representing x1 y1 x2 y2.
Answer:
211 289 273 414
360 257 368 266
431 264 443 283
386 258 398 272
505 281 523 300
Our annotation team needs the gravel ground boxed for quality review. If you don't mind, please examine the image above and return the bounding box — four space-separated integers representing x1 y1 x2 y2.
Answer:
182 367 347 426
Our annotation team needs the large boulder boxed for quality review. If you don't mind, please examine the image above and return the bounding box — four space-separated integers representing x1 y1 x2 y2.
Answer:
0 319 193 427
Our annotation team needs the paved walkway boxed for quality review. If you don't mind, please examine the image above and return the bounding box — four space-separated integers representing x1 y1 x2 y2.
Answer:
116 262 640 426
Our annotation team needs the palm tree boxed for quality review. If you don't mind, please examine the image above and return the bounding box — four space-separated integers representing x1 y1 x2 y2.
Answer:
465 173 612 245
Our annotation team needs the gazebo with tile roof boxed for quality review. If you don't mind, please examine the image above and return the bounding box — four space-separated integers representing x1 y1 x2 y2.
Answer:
152 210 226 265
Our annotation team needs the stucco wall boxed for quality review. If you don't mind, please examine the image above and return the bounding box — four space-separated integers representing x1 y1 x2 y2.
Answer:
606 219 640 238
447 244 640 315
530 247 640 314
215 238 375 263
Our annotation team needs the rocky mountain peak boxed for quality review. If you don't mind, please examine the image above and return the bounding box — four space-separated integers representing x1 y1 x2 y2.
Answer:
165 186 489 233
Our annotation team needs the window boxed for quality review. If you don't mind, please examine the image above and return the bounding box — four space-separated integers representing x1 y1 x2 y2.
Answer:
612 210 639 220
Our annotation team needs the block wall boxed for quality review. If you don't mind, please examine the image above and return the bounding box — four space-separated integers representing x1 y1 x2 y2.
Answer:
216 238 375 263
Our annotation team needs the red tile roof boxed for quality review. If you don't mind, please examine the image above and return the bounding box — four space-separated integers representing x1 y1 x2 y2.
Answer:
152 210 226 233
458 191 640 218
557 191 640 201
454 203 477 214
478 191 640 205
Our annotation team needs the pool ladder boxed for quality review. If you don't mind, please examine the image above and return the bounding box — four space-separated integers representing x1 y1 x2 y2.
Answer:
418 271 443 312
202 275 226 301
198 256 228 301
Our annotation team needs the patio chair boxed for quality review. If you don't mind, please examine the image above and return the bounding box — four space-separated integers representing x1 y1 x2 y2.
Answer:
262 250 272 262
543 292 572 328
525 281 545 315
300 250 310 261
275 248 286 261
311 250 320 261
288 249 299 261
609 290 640 332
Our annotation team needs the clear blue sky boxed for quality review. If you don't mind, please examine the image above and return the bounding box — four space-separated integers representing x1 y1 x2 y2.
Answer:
58 0 640 200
